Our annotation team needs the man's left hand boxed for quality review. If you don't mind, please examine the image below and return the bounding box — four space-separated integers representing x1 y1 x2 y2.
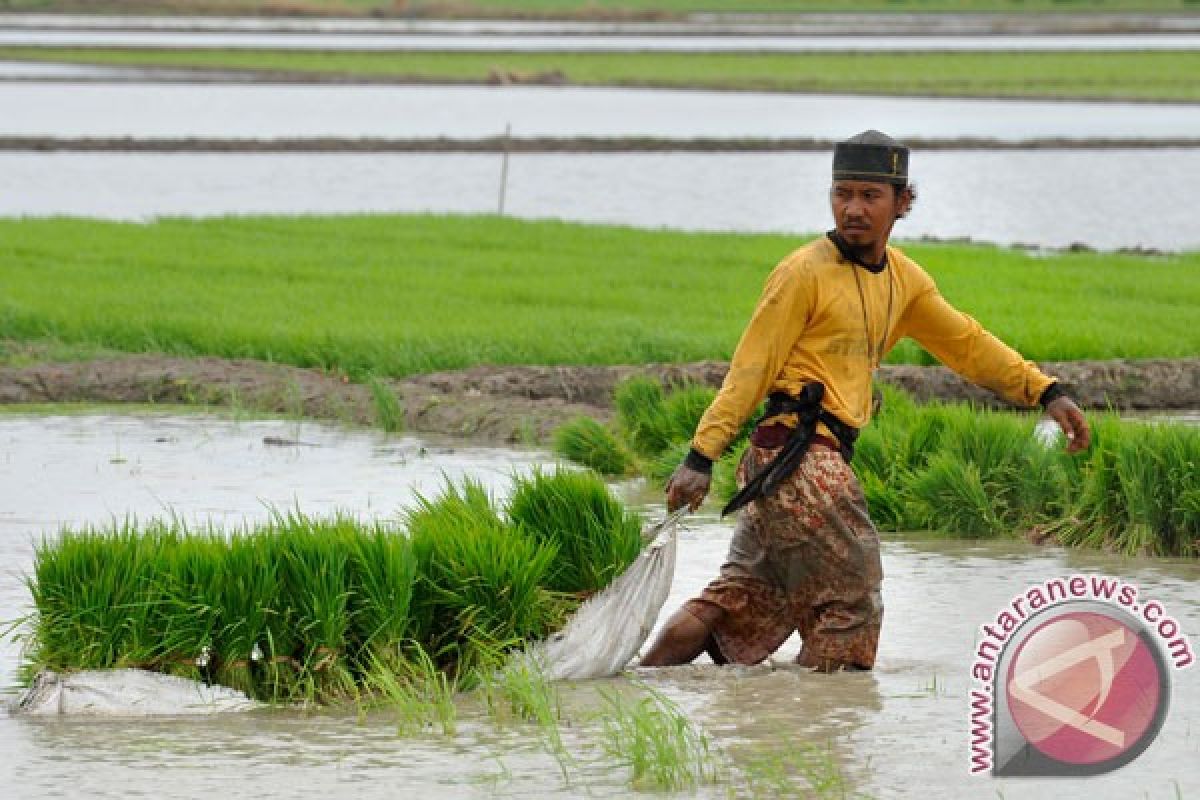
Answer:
1045 395 1091 454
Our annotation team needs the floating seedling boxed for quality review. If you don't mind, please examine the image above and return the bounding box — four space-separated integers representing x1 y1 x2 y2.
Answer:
595 684 718 792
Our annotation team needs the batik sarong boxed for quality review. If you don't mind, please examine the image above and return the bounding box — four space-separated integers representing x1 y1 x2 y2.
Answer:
684 428 883 670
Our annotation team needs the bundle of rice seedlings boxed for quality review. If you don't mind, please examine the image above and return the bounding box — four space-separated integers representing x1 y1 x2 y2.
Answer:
406 478 561 670
344 521 415 674
1109 422 1200 556
27 528 123 672
157 529 224 682
893 403 954 474
908 453 1003 538
661 383 716 445
274 513 357 702
615 377 719 459
105 523 174 672
614 376 673 457
1056 415 1126 550
553 415 633 477
857 470 908 531
26 522 165 673
213 531 279 700
505 468 643 595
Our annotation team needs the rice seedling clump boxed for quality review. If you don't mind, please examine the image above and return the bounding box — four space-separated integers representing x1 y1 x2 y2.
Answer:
21 476 647 702
556 377 1200 556
505 467 643 595
405 477 564 672
552 415 633 476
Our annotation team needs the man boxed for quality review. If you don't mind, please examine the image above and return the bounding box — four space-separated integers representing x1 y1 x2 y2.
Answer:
641 130 1090 672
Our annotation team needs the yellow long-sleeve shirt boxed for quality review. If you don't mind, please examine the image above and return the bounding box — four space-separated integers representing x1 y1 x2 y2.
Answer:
691 235 1056 460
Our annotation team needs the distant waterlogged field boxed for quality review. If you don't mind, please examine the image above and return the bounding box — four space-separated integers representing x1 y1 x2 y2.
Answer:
1 215 1197 376
0 0 1194 15
3 47 1197 101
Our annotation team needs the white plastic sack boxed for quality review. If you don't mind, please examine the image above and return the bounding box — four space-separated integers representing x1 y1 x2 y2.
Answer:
11 668 259 716
522 509 683 681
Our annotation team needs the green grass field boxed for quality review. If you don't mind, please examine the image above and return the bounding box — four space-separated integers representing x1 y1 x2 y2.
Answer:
3 47 1197 101
1 1 1195 16
1 215 1196 377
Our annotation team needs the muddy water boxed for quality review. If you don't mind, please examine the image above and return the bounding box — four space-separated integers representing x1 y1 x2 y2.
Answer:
3 149 1197 251
1 412 1197 798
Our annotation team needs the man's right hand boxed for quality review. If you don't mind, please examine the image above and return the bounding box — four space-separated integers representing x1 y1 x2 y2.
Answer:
666 464 711 512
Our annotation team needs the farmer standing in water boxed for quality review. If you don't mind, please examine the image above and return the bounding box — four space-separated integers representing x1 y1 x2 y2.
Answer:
641 130 1091 672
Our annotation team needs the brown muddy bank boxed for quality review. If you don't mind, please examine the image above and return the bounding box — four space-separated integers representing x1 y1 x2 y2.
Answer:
1 353 1195 444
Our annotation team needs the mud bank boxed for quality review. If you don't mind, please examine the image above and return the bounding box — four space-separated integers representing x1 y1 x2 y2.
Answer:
1 354 1195 443
6 135 1200 152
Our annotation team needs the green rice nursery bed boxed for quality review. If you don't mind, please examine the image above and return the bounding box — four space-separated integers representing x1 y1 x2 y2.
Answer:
556 378 1200 557
19 468 643 704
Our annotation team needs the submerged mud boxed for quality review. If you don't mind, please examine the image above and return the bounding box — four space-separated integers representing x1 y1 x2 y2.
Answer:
0 352 1196 444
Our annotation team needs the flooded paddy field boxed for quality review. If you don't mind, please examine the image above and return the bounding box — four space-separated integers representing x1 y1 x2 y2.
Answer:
3 148 1197 251
0 410 1196 798
6 84 1200 141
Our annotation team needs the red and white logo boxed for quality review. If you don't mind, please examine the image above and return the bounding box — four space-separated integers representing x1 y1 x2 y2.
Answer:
1006 610 1164 768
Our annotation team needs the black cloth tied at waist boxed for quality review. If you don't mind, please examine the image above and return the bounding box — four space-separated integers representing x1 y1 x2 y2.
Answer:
721 383 859 517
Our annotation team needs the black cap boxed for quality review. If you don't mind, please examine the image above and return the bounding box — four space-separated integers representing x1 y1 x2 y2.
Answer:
833 130 909 186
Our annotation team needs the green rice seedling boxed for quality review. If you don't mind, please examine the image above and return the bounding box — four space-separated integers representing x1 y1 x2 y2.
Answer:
25 521 163 673
505 467 643 595
553 415 633 477
486 657 573 779
1108 423 1200 557
272 513 357 702
406 478 562 669
615 376 673 457
892 403 954 475
739 741 868 800
366 373 405 433
5 46 1197 102
874 382 920 429
26 528 122 672
615 377 718 460
661 383 717 443
212 531 280 700
857 470 908 532
343 522 416 674
596 684 717 792
365 643 460 736
849 425 891 488
908 454 1003 538
156 529 225 682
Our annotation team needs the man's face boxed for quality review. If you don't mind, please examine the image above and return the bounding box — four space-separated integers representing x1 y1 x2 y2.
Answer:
830 179 908 251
